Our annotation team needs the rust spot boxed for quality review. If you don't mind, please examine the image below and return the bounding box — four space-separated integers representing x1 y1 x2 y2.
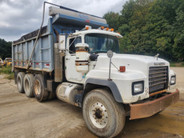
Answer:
150 89 167 97
130 89 179 120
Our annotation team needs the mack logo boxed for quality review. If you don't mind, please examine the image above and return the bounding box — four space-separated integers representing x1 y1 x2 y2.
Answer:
154 62 165 65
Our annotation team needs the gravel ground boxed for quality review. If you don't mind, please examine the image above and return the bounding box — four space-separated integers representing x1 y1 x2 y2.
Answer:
0 67 184 138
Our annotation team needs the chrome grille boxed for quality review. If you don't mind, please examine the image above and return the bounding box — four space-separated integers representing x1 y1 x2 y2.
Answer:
149 66 168 93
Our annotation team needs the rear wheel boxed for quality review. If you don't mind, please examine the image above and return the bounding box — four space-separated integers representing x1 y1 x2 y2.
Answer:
17 72 25 93
83 89 126 137
14 70 18 84
24 74 34 97
33 74 48 102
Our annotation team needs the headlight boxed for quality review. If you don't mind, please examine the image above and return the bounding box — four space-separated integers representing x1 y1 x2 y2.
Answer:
132 81 144 95
170 75 176 85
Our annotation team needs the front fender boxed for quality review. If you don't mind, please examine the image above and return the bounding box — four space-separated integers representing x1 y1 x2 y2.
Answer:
84 78 123 103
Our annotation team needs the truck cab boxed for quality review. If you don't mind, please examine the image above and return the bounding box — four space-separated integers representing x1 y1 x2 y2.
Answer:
64 27 121 83
56 26 177 104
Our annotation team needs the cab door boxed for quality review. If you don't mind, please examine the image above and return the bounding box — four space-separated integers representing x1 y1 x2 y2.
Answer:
65 36 84 83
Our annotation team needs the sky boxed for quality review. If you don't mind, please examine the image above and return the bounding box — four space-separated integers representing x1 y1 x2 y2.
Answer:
0 0 128 41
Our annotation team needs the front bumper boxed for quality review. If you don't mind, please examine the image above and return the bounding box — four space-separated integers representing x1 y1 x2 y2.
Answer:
130 89 179 120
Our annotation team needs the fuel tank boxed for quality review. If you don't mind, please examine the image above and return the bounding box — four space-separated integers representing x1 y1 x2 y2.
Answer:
56 82 82 105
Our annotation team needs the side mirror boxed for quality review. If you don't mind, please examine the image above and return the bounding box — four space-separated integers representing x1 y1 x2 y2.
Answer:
107 50 113 81
107 50 113 58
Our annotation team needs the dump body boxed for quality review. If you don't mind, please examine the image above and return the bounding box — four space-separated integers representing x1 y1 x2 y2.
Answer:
12 22 54 72
12 6 108 72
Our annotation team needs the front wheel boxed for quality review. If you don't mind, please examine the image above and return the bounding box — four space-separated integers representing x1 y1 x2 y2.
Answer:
83 89 126 137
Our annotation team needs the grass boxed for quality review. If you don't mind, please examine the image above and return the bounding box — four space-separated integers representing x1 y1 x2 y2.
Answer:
0 66 14 79
170 62 184 67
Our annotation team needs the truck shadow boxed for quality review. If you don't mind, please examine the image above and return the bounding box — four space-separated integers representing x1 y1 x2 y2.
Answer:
38 99 184 138
118 109 184 138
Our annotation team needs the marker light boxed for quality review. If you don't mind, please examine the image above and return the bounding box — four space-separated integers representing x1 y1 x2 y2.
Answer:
85 26 89 30
119 66 126 72
110 28 114 32
85 25 92 30
106 28 109 31
101 26 104 29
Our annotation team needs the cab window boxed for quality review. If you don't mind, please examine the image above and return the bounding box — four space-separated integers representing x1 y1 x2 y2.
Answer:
69 37 81 54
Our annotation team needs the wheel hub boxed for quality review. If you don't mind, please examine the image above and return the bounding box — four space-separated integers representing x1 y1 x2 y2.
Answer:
89 102 108 128
95 108 102 119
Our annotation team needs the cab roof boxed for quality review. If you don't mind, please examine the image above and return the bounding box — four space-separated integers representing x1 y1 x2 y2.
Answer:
71 28 122 38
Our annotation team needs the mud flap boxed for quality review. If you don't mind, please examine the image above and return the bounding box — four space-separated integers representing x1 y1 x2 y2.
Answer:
130 89 179 120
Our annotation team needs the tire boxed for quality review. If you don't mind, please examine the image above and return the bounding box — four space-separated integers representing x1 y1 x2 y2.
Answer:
83 89 126 138
14 70 18 84
24 74 34 97
33 74 48 102
17 72 25 93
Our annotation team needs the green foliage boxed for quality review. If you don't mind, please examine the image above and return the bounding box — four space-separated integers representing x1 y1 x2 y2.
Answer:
103 12 120 31
104 0 184 61
0 38 11 59
0 66 12 74
0 66 14 80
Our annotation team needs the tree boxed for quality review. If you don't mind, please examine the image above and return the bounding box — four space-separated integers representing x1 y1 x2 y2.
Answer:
0 38 12 59
103 12 120 31
104 0 184 61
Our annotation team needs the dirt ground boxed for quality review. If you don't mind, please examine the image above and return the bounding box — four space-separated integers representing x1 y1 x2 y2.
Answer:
0 67 184 138
172 67 184 100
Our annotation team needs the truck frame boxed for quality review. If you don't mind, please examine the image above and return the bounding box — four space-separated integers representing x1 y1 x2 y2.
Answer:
12 2 179 137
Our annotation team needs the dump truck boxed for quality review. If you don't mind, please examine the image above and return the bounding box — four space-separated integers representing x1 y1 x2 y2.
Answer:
12 3 179 137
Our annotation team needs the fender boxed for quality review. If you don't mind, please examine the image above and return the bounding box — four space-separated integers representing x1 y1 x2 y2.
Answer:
84 78 123 103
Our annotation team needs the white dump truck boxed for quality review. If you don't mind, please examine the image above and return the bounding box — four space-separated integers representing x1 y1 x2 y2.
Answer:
12 3 179 137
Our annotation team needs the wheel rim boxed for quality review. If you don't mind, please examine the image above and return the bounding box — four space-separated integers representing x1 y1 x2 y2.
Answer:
34 80 41 95
25 79 29 92
89 102 108 128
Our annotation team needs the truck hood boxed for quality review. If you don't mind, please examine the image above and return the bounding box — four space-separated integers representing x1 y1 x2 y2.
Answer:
94 53 169 74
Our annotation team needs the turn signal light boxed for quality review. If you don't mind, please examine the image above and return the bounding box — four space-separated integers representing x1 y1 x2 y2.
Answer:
119 66 126 72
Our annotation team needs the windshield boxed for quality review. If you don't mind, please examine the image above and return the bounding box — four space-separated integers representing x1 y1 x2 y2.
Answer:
85 33 119 53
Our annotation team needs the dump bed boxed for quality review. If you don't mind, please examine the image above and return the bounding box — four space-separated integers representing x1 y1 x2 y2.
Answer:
12 6 108 72
12 22 54 72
